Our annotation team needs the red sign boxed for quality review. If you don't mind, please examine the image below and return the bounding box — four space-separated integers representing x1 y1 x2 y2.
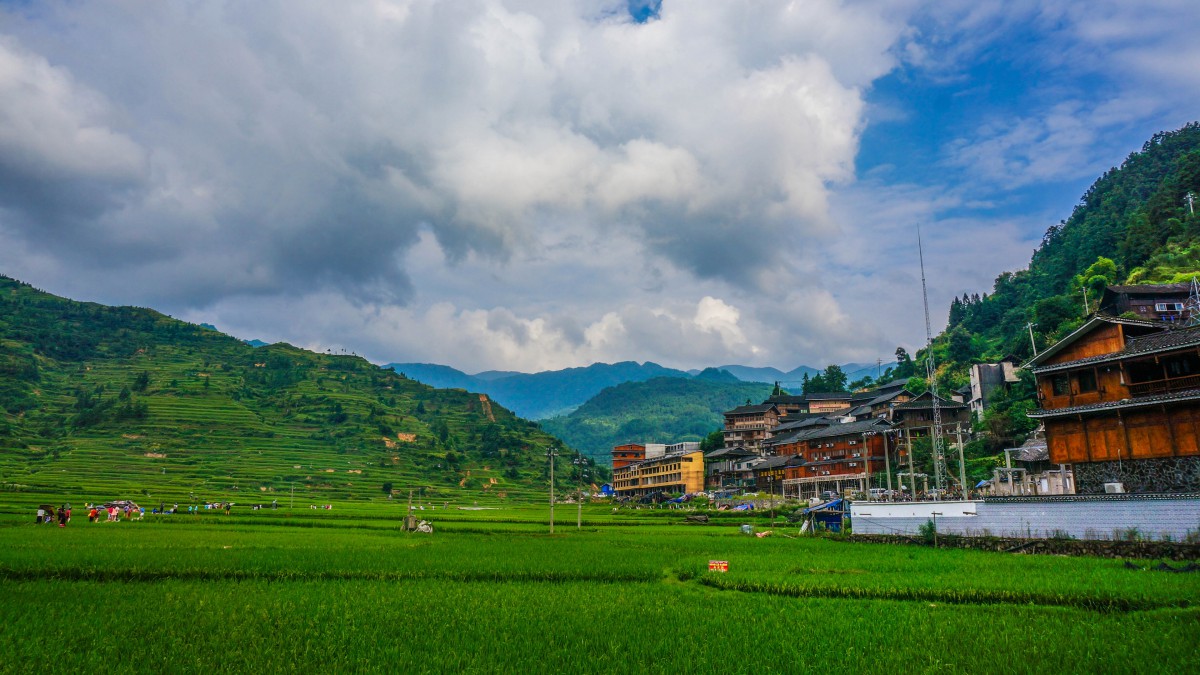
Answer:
708 560 729 572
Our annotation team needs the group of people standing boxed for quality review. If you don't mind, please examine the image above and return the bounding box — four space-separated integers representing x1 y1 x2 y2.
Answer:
86 503 143 522
35 504 71 527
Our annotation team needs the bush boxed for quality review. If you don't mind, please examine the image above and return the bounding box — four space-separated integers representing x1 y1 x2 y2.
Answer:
918 519 937 546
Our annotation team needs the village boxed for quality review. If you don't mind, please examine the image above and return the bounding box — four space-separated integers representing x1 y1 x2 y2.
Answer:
609 282 1200 541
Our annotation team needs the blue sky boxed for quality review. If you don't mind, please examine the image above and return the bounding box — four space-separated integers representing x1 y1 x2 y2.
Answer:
0 1 1196 373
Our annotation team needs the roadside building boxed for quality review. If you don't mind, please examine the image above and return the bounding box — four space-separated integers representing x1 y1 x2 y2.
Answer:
1026 314 1200 493
613 449 705 499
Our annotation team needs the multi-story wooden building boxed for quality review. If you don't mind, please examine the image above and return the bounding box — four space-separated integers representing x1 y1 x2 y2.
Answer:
775 418 897 499
722 403 780 454
1026 315 1200 493
613 449 705 499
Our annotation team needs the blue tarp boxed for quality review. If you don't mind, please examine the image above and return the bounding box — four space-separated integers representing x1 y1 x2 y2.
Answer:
732 503 754 511
802 498 844 514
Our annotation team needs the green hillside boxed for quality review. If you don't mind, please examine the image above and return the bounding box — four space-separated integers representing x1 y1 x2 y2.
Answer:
0 275 577 505
540 376 773 462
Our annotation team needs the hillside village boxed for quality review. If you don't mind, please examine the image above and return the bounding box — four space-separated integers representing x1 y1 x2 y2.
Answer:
609 282 1200 540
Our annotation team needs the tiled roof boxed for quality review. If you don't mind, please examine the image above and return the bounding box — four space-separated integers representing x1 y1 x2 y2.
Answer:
704 446 757 459
1032 323 1200 374
1028 388 1200 419
1105 283 1190 295
784 417 894 442
805 391 852 400
1024 315 1170 369
752 455 804 470
894 393 965 410
725 403 777 415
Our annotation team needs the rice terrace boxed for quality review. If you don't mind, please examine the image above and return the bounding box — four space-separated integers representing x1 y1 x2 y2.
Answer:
2 498 1197 673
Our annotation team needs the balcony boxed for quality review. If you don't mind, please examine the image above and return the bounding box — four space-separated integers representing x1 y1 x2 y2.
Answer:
1127 373 1200 397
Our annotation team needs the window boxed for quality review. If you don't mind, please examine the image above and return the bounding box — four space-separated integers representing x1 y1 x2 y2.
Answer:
1051 374 1070 396
1156 302 1184 312
1166 353 1200 378
1074 369 1097 393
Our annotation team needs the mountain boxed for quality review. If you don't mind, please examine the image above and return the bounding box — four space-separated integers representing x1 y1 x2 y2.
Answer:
693 367 741 383
385 360 692 419
539 377 774 461
0 275 570 504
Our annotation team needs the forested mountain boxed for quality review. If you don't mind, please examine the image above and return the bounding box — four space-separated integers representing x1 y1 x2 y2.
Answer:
0 276 576 503
540 376 773 462
387 361 695 419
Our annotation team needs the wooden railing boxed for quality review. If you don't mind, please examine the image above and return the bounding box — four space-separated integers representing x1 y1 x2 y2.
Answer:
1128 373 1200 397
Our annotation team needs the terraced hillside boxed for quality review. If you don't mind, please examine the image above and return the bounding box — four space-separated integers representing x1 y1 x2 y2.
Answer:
0 275 574 505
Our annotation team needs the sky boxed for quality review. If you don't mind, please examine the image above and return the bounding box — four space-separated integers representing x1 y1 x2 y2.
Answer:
1 0 1197 374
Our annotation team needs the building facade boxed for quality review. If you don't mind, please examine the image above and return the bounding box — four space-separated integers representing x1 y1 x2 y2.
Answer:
611 443 646 471
1026 315 1200 494
613 449 705 498
721 403 780 454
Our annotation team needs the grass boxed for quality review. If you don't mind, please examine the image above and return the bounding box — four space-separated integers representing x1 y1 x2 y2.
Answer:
1 503 1198 673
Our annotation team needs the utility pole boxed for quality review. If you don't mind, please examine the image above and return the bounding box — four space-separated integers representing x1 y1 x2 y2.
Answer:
1026 322 1038 357
547 447 559 534
883 431 893 493
905 426 916 498
1081 287 1090 315
956 423 967 499
1186 191 1195 216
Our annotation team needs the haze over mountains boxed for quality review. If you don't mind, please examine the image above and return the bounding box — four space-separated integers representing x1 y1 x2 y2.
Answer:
385 360 876 420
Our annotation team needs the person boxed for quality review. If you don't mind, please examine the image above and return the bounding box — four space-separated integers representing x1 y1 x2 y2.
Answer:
36 507 44 524
57 506 67 528
88 507 98 523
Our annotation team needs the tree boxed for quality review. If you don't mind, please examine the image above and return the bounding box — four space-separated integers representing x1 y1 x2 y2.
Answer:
381 482 393 496
894 348 916 379
819 365 848 392
699 429 724 453
947 326 977 364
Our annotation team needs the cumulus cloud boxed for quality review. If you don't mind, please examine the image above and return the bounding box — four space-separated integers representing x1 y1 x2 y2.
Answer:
3 0 1192 372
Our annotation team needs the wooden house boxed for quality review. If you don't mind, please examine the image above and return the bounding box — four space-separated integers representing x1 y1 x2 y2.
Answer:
1026 315 1200 493
721 403 781 454
1099 283 1190 323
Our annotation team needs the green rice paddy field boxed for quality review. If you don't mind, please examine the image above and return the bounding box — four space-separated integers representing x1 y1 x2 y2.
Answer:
1 501 1198 674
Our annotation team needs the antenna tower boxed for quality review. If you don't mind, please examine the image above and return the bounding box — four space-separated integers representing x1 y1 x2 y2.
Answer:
1186 276 1200 327
918 226 949 495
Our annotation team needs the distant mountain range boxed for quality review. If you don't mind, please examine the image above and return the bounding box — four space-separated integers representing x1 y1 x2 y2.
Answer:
385 360 879 420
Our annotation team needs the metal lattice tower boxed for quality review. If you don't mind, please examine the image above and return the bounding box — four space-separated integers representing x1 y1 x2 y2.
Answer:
1186 276 1200 327
918 227 948 495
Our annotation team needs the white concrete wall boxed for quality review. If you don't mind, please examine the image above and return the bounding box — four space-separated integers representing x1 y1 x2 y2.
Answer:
851 496 1200 540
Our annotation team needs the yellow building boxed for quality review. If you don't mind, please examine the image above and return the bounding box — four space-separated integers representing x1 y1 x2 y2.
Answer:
613 449 705 498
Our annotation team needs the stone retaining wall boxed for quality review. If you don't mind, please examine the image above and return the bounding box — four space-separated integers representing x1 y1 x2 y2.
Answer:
847 533 1200 560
